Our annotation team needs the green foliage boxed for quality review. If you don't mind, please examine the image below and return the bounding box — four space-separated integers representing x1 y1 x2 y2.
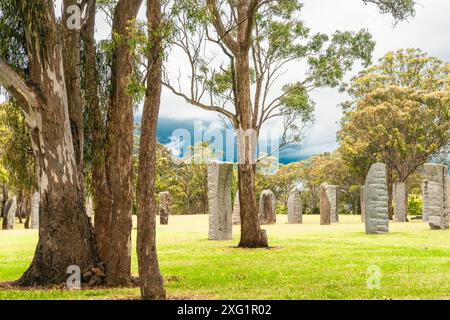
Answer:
0 102 36 193
339 49 450 183
408 194 422 216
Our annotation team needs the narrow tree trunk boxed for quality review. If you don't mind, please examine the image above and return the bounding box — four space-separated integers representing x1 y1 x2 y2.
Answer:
82 0 112 263
62 0 85 195
105 0 143 286
1 183 8 218
136 0 166 300
235 53 267 248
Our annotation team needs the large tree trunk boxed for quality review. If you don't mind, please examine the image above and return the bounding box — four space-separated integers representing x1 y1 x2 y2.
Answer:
235 52 267 248
82 0 112 263
0 1 99 286
136 0 166 300
105 0 143 286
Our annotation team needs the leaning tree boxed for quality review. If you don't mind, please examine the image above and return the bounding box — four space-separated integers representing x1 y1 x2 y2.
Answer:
0 0 99 285
164 0 416 247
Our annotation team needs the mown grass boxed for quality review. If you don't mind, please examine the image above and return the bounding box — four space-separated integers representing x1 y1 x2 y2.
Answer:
0 215 449 300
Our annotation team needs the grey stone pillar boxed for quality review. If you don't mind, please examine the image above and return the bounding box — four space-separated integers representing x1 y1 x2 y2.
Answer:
232 191 240 225
360 186 365 223
159 191 170 225
393 182 407 222
30 192 40 229
422 164 449 230
326 185 339 223
208 163 233 240
287 188 302 224
259 190 276 225
320 183 331 225
2 197 17 230
364 163 389 234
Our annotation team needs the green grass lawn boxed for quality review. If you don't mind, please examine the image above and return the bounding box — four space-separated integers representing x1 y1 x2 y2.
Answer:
0 215 449 300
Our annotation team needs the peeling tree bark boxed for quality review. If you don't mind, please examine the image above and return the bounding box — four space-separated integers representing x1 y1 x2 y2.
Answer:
136 0 166 300
0 1 99 286
105 0 143 286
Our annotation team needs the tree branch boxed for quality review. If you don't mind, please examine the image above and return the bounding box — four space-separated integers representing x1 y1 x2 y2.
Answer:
0 58 38 114
206 0 239 54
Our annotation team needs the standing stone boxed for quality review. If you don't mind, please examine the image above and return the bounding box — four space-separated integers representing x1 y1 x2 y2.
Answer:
2 197 17 230
364 163 389 234
360 186 365 223
232 191 240 225
86 195 93 219
422 179 430 222
422 164 449 230
393 182 407 222
159 191 170 225
326 185 339 223
287 188 302 224
208 163 233 240
29 192 40 229
259 190 276 225
319 184 331 225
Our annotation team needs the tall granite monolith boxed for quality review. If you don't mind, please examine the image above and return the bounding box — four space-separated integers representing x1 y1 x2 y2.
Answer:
2 197 17 230
259 190 276 225
320 184 331 225
422 164 449 230
208 163 233 240
327 185 339 223
393 182 407 222
287 188 302 224
364 163 389 234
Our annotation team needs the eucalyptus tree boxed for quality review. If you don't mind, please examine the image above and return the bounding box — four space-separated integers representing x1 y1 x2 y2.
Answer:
165 0 415 248
136 0 167 300
339 49 450 220
0 0 99 285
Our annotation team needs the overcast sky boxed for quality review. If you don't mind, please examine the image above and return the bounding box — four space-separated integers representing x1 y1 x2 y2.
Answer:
157 0 450 162
2 0 449 163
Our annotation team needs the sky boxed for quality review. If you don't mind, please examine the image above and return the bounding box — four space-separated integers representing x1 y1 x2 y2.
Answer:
2 0 450 164
155 0 450 163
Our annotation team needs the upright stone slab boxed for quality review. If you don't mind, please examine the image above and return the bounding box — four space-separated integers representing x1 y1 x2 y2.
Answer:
319 184 331 225
29 192 40 229
326 185 339 223
364 163 389 234
2 197 17 230
393 182 407 222
259 190 276 225
159 191 170 225
422 179 430 222
208 163 233 240
422 164 449 230
232 191 240 225
287 188 302 224
360 186 365 223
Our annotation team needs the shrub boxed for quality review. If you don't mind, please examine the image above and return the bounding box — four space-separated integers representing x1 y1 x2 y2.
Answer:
408 194 422 216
